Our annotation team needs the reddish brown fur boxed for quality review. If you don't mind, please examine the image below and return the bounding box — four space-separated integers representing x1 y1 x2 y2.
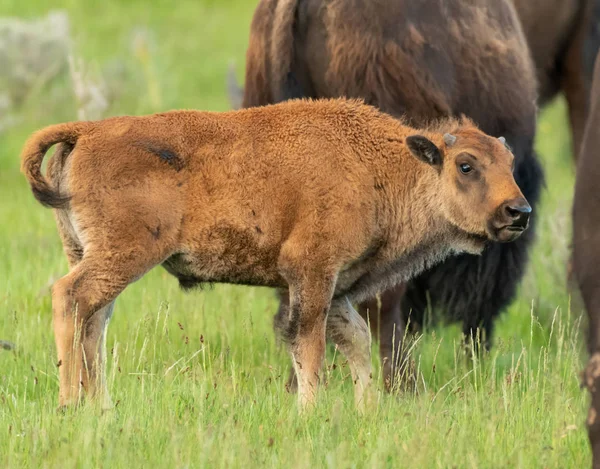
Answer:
573 50 600 468
22 98 528 410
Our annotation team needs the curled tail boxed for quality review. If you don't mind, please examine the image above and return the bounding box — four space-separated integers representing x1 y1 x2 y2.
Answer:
243 0 306 107
270 0 306 102
20 121 92 209
242 0 279 107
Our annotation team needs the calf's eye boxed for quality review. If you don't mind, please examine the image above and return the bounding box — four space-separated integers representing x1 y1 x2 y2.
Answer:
459 163 472 174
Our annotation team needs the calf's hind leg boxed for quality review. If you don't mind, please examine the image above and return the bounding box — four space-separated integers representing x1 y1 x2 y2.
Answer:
378 284 415 392
53 220 117 409
82 301 115 409
52 253 155 409
327 297 372 408
272 289 300 393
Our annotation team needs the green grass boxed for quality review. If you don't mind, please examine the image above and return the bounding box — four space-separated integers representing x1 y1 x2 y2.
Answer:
0 0 591 467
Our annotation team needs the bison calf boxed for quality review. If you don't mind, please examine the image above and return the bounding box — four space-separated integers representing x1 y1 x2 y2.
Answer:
21 98 530 411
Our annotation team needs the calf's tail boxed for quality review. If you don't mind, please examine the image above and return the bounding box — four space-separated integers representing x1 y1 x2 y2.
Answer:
20 122 93 209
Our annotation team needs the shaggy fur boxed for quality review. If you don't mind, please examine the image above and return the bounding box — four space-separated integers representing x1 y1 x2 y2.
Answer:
584 1 600 85
21 98 530 410
573 50 600 468
239 0 543 391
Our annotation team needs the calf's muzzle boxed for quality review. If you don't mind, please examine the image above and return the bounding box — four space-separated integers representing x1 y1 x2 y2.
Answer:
491 197 531 242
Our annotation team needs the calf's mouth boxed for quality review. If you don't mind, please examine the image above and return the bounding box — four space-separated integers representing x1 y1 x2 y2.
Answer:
488 197 531 243
489 216 530 243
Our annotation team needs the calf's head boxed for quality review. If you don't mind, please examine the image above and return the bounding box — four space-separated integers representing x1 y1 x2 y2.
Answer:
406 126 530 244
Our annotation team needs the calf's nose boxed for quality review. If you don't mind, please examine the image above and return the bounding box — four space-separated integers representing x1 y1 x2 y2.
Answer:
503 198 531 226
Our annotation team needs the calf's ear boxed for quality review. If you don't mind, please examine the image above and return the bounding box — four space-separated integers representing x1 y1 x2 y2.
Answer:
406 135 442 168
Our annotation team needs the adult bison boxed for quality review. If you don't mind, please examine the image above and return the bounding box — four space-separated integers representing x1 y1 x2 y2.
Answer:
573 49 600 469
236 0 543 392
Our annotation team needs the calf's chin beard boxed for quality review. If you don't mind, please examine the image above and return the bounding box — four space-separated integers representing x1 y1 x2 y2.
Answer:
446 216 489 255
461 233 489 255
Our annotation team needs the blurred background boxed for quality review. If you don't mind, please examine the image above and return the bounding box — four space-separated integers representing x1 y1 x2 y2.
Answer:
0 1 590 467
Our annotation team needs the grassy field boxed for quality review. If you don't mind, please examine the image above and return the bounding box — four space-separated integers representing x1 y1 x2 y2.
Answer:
0 0 591 467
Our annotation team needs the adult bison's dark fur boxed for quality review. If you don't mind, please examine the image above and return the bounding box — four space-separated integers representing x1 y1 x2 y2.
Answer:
513 0 598 159
237 0 544 392
573 49 600 469
235 1 600 156
585 1 600 84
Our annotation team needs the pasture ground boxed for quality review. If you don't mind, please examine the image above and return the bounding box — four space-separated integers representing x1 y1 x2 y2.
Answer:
0 0 590 467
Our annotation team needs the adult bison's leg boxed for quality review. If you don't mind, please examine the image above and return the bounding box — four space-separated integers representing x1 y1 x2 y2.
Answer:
585 352 600 469
378 284 414 392
358 296 380 339
462 311 494 361
562 51 590 162
580 293 600 468
327 297 372 409
358 284 413 392
561 0 597 162
574 251 600 467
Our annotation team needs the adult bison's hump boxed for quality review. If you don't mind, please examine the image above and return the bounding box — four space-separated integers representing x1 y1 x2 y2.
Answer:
321 0 537 135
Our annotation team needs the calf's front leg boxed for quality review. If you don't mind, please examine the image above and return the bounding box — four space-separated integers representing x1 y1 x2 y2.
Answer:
279 248 336 410
285 281 334 410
